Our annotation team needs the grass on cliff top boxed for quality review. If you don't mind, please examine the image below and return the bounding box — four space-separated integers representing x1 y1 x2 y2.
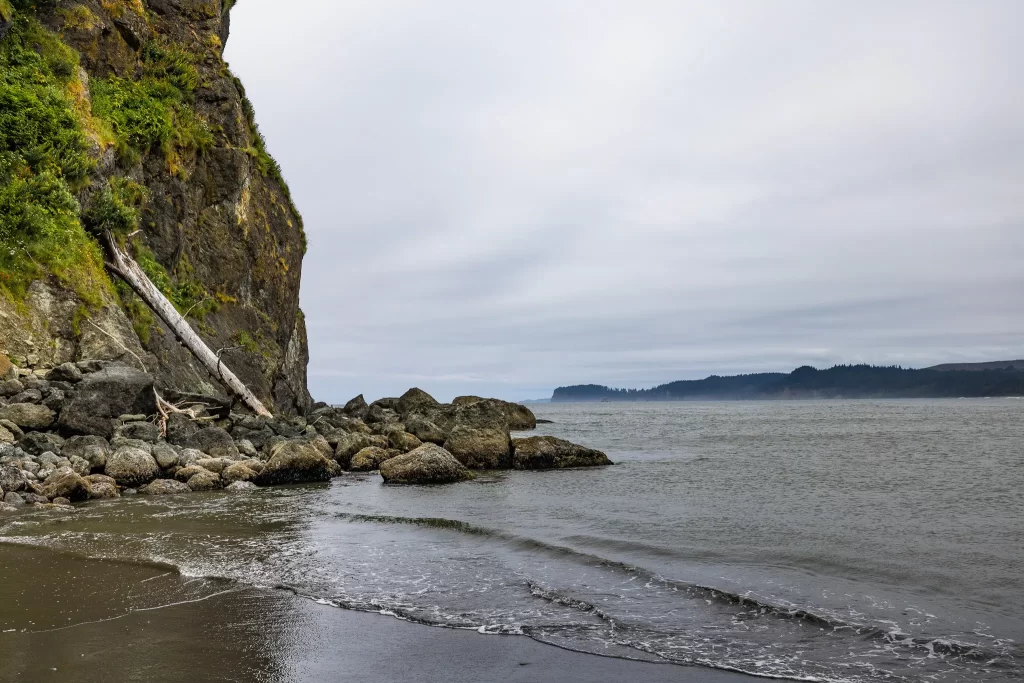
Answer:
0 13 110 306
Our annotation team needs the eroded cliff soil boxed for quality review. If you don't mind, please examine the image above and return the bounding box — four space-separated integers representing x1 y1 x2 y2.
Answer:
0 0 311 413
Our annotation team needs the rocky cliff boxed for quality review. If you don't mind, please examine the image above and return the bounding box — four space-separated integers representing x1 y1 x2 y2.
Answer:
0 0 311 414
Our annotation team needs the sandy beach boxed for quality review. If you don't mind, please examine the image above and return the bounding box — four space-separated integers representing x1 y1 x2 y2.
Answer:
0 543 753 683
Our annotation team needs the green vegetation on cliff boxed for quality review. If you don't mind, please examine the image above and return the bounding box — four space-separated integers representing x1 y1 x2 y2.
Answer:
0 11 108 304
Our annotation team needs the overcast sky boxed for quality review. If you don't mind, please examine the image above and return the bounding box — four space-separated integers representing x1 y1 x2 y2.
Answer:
225 0 1024 403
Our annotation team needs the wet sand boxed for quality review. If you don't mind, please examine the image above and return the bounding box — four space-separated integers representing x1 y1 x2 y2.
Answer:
0 543 754 682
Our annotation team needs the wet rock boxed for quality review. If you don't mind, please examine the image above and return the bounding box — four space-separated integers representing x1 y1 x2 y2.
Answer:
186 470 222 491
88 482 119 499
225 480 258 492
3 492 25 506
379 443 475 485
47 363 84 384
443 425 513 469
22 492 48 504
222 462 259 484
349 446 392 472
195 457 234 474
118 421 161 443
173 465 211 483
58 366 156 438
40 467 92 502
511 436 612 470
184 427 239 460
0 503 17 513
139 479 191 496
38 452 68 469
254 441 339 486
104 447 160 487
0 403 55 429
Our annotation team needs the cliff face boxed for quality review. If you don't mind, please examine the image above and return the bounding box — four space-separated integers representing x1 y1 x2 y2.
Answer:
0 0 311 413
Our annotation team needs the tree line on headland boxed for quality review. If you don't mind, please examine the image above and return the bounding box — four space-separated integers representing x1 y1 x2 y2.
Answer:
551 363 1024 401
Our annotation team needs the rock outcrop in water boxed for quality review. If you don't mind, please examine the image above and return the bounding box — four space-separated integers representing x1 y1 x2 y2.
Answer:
0 362 610 510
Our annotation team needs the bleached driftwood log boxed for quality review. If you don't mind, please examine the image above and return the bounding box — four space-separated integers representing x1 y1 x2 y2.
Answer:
104 231 273 418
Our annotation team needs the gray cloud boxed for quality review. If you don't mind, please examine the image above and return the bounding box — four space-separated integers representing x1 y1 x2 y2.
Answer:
225 0 1024 402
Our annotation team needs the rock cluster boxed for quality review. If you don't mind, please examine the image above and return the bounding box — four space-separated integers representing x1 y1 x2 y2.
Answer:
0 359 610 513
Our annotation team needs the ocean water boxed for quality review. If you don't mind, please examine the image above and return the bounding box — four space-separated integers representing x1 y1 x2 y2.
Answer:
2 399 1022 682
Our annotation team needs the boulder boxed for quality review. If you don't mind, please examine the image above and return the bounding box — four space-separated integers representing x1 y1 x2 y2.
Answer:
104 447 160 487
0 403 55 429
58 366 156 438
151 442 179 469
0 379 23 398
47 362 84 384
118 421 161 443
225 480 258 492
195 457 234 474
139 479 191 496
0 419 23 440
443 425 513 469
349 446 392 472
69 455 91 477
512 436 612 470
186 470 222 491
379 444 475 485
19 431 65 456
3 492 25 506
221 462 259 484
334 433 387 469
61 435 111 470
41 389 67 413
184 427 239 459
0 424 13 445
0 466 27 493
235 439 258 458
166 412 199 445
88 482 120 499
453 398 536 431
342 394 369 419
396 388 440 417
365 403 400 425
255 440 339 485
173 465 211 483
40 467 91 502
176 449 205 469
388 431 423 453
404 415 446 445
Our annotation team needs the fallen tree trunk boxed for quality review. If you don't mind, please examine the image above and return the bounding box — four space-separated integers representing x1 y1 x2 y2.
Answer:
104 231 274 418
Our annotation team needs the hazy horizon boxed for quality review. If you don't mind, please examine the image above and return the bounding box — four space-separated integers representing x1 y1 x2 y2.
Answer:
226 0 1024 404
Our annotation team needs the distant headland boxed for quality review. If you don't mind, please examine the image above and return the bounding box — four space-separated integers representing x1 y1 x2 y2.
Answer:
552 361 1024 402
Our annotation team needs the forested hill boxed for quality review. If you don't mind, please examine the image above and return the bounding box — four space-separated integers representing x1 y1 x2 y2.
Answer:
552 364 1024 401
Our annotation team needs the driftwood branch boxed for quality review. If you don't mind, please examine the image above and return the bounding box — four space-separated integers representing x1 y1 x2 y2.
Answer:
105 231 273 418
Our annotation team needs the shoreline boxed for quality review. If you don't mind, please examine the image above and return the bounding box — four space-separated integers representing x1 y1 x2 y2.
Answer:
0 542 757 682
